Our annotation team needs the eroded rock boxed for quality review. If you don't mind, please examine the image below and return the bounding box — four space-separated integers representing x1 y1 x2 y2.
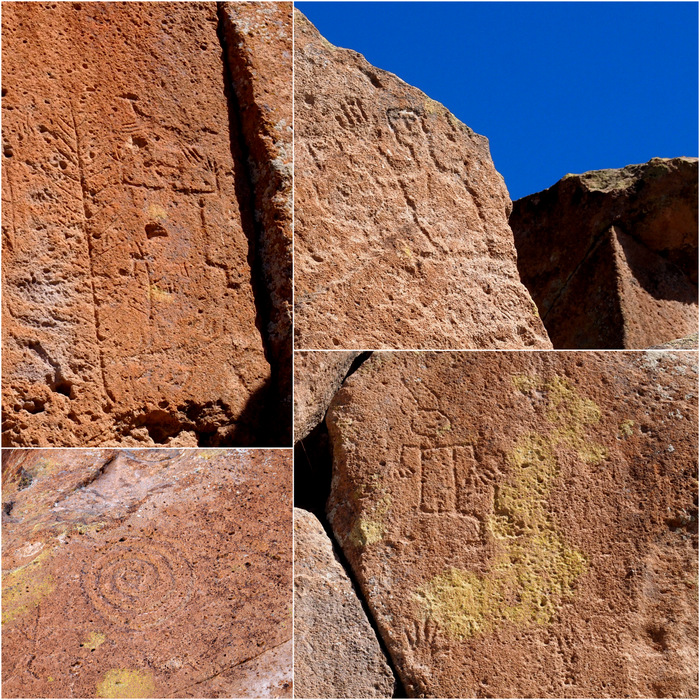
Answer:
220 2 293 443
510 157 699 349
2 448 292 698
294 351 361 443
1 2 292 446
293 11 550 350
294 508 395 699
326 351 698 698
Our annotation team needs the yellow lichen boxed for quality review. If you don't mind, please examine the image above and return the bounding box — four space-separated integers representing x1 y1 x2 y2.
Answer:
147 204 167 222
416 375 600 638
350 492 391 548
96 669 155 699
424 97 443 115
2 550 54 624
81 631 106 652
350 517 384 547
619 419 635 437
149 285 172 303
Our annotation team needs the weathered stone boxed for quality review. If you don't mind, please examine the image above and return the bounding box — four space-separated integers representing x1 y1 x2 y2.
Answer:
294 351 360 443
650 333 699 350
2 448 292 698
294 508 395 699
1 2 292 447
220 2 293 443
510 157 698 349
326 351 698 698
293 11 550 350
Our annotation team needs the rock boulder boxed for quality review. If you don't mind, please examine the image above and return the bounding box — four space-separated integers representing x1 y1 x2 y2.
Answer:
2 448 292 698
326 351 698 698
294 508 394 698
293 11 550 350
510 157 698 349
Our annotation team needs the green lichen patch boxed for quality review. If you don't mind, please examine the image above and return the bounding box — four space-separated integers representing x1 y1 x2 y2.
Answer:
2 549 54 625
96 669 155 699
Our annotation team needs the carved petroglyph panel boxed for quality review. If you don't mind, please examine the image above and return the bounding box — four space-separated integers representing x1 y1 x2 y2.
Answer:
326 351 698 698
84 538 194 630
2 2 272 445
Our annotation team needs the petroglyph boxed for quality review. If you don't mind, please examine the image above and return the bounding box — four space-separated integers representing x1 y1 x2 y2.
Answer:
84 538 193 630
326 351 698 697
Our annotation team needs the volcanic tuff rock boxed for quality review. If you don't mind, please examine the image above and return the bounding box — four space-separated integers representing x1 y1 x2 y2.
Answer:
294 351 361 442
510 157 699 349
1 2 292 447
293 11 551 350
1 449 292 698
326 351 698 698
220 1 293 442
294 508 395 699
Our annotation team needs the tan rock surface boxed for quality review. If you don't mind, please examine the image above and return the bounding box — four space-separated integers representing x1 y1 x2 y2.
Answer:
510 157 698 349
293 11 551 350
220 2 293 442
2 448 292 698
294 508 395 698
1 2 291 447
326 351 698 698
294 351 360 443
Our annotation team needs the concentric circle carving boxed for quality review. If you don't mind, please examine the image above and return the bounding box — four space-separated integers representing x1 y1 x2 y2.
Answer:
84 538 193 629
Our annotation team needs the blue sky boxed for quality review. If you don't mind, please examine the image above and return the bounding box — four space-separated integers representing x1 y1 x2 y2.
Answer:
296 1 699 200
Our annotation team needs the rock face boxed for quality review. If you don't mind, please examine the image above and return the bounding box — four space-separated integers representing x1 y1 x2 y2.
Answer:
326 351 698 698
2 448 292 698
1 2 292 447
293 11 551 350
294 508 395 699
510 157 698 349
220 1 293 443
294 351 360 443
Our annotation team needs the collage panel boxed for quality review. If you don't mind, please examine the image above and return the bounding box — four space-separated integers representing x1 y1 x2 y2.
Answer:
292 3 698 352
2 448 292 698
293 350 699 698
1 1 698 699
1 1 292 448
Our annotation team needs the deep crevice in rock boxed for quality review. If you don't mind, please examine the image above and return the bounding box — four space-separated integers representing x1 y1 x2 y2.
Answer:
214 5 286 446
215 3 290 446
295 351 405 696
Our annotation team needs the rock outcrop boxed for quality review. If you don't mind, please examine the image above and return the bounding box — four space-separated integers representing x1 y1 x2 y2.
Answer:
293 11 551 350
2 449 292 698
510 157 698 349
326 351 698 698
2 2 292 447
294 508 395 698
294 351 361 443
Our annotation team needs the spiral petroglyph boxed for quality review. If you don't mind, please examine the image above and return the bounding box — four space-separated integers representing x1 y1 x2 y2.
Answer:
84 538 194 629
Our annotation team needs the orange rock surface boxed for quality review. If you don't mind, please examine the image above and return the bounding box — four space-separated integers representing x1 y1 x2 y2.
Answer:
293 11 550 350
2 2 291 446
326 351 698 697
511 158 698 349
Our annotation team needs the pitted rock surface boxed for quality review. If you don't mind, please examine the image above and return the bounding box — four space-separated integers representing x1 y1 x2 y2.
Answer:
326 351 698 698
293 11 550 350
1 448 292 698
510 157 699 349
220 2 293 442
294 508 395 698
1 2 292 447
294 351 360 443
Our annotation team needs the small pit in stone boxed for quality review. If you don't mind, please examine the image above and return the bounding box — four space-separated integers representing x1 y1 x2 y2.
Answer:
145 222 168 238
